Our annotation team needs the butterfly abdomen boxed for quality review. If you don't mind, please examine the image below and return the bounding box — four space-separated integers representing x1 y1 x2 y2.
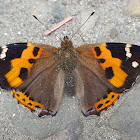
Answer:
65 71 75 96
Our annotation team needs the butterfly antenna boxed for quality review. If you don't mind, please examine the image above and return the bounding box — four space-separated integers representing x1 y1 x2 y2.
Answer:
32 14 62 41
69 11 95 41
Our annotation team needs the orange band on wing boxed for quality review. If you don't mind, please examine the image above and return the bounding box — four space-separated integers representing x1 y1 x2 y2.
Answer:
12 89 44 112
94 92 123 114
92 44 128 88
5 44 42 88
21 43 42 59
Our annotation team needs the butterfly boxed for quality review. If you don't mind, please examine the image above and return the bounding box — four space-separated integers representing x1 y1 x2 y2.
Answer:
0 36 140 117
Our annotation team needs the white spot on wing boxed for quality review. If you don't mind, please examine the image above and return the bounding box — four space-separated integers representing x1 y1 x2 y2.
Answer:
1 53 6 59
126 52 132 58
126 43 132 48
125 44 132 59
132 61 139 68
0 45 8 59
125 47 130 52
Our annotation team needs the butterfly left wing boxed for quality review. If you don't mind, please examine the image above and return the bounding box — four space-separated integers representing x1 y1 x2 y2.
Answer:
0 43 65 117
75 43 140 116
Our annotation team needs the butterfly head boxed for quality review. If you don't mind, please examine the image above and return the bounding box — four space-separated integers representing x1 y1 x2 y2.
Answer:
61 36 73 48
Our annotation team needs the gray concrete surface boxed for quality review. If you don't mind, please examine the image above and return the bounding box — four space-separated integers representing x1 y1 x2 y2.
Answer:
0 0 140 139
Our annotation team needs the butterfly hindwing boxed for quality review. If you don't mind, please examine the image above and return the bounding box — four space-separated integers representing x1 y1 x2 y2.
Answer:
76 43 140 116
0 43 65 117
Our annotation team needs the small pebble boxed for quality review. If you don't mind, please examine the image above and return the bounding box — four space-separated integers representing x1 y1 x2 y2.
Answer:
110 28 118 39
125 0 140 16
17 31 21 35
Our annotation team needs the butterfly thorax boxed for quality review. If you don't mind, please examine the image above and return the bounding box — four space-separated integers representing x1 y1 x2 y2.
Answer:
58 36 77 71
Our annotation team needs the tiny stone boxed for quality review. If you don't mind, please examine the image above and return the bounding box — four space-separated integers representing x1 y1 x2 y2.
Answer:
110 28 118 39
50 4 66 24
62 31 66 34
12 113 15 117
4 127 8 131
4 32 8 36
17 31 21 35
125 0 140 16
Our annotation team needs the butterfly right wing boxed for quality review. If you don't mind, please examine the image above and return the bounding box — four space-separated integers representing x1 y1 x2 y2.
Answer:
0 43 65 117
73 47 116 116
75 43 140 116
